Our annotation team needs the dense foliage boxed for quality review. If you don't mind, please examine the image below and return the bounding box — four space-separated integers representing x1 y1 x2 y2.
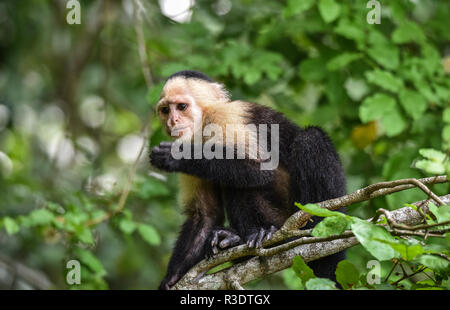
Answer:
0 0 448 289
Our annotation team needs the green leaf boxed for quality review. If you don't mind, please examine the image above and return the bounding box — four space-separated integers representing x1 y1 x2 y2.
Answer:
428 202 440 223
359 93 396 123
305 278 337 290
415 254 450 272
443 108 450 123
292 256 315 283
243 67 262 85
3 217 20 235
398 89 428 120
75 248 106 277
282 268 304 290
46 202 63 212
252 51 283 78
295 203 347 218
414 81 440 104
381 108 406 137
137 224 161 246
206 261 233 275
415 160 445 175
135 178 170 199
335 260 359 289
327 53 362 71
419 148 446 162
365 69 404 93
312 216 350 237
350 218 399 261
367 30 389 46
415 149 448 175
64 211 89 227
119 219 137 234
428 204 450 224
75 225 94 245
376 239 424 260
299 58 327 82
366 45 400 70
28 209 55 226
392 21 426 44
422 44 442 76
344 77 369 102
334 19 365 42
318 0 341 23
283 0 315 17
443 125 450 142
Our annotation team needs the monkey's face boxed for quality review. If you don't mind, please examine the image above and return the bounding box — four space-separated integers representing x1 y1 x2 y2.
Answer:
157 92 202 140
157 76 230 141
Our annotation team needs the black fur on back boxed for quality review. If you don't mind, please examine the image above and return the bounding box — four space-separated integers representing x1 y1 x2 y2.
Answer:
167 70 214 83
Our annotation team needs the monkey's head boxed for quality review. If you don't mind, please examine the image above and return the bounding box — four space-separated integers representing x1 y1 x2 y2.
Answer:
156 70 230 140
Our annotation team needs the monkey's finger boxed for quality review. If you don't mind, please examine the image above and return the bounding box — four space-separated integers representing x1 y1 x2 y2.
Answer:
159 142 173 149
256 228 266 248
211 234 218 247
151 146 164 155
219 235 241 249
265 225 278 241
246 232 258 248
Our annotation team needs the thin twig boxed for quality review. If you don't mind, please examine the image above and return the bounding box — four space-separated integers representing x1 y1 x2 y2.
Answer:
85 1 155 227
384 260 399 283
392 266 426 286
133 0 153 88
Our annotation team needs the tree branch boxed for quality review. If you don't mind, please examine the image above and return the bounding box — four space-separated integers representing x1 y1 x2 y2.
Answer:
172 176 450 290
282 175 448 232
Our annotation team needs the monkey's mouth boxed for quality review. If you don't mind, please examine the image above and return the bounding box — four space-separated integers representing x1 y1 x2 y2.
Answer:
170 125 190 137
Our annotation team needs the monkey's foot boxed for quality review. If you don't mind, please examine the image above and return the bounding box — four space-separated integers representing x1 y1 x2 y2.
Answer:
159 273 181 290
246 226 277 248
210 229 241 255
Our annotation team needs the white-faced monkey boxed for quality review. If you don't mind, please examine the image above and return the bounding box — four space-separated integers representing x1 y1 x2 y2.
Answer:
150 70 346 290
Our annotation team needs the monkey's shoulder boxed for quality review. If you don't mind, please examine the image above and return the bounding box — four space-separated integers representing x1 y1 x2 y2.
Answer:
204 100 295 127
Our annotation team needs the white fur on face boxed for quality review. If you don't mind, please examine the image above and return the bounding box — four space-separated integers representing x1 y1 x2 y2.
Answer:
172 98 203 142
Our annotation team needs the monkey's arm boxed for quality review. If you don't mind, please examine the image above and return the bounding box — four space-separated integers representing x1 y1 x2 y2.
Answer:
150 142 274 188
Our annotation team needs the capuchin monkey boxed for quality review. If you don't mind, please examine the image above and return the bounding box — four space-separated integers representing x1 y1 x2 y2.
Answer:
150 70 346 290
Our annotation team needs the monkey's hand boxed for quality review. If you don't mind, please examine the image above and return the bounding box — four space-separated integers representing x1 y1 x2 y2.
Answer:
209 228 241 256
245 226 277 248
150 141 179 172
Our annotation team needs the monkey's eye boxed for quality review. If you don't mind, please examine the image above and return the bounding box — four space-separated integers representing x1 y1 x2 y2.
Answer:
177 103 187 111
160 106 170 114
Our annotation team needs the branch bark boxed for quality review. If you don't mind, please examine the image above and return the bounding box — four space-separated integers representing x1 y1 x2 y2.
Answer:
173 176 450 290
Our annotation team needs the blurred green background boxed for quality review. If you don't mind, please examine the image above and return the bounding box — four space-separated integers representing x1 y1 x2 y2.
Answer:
0 0 448 289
